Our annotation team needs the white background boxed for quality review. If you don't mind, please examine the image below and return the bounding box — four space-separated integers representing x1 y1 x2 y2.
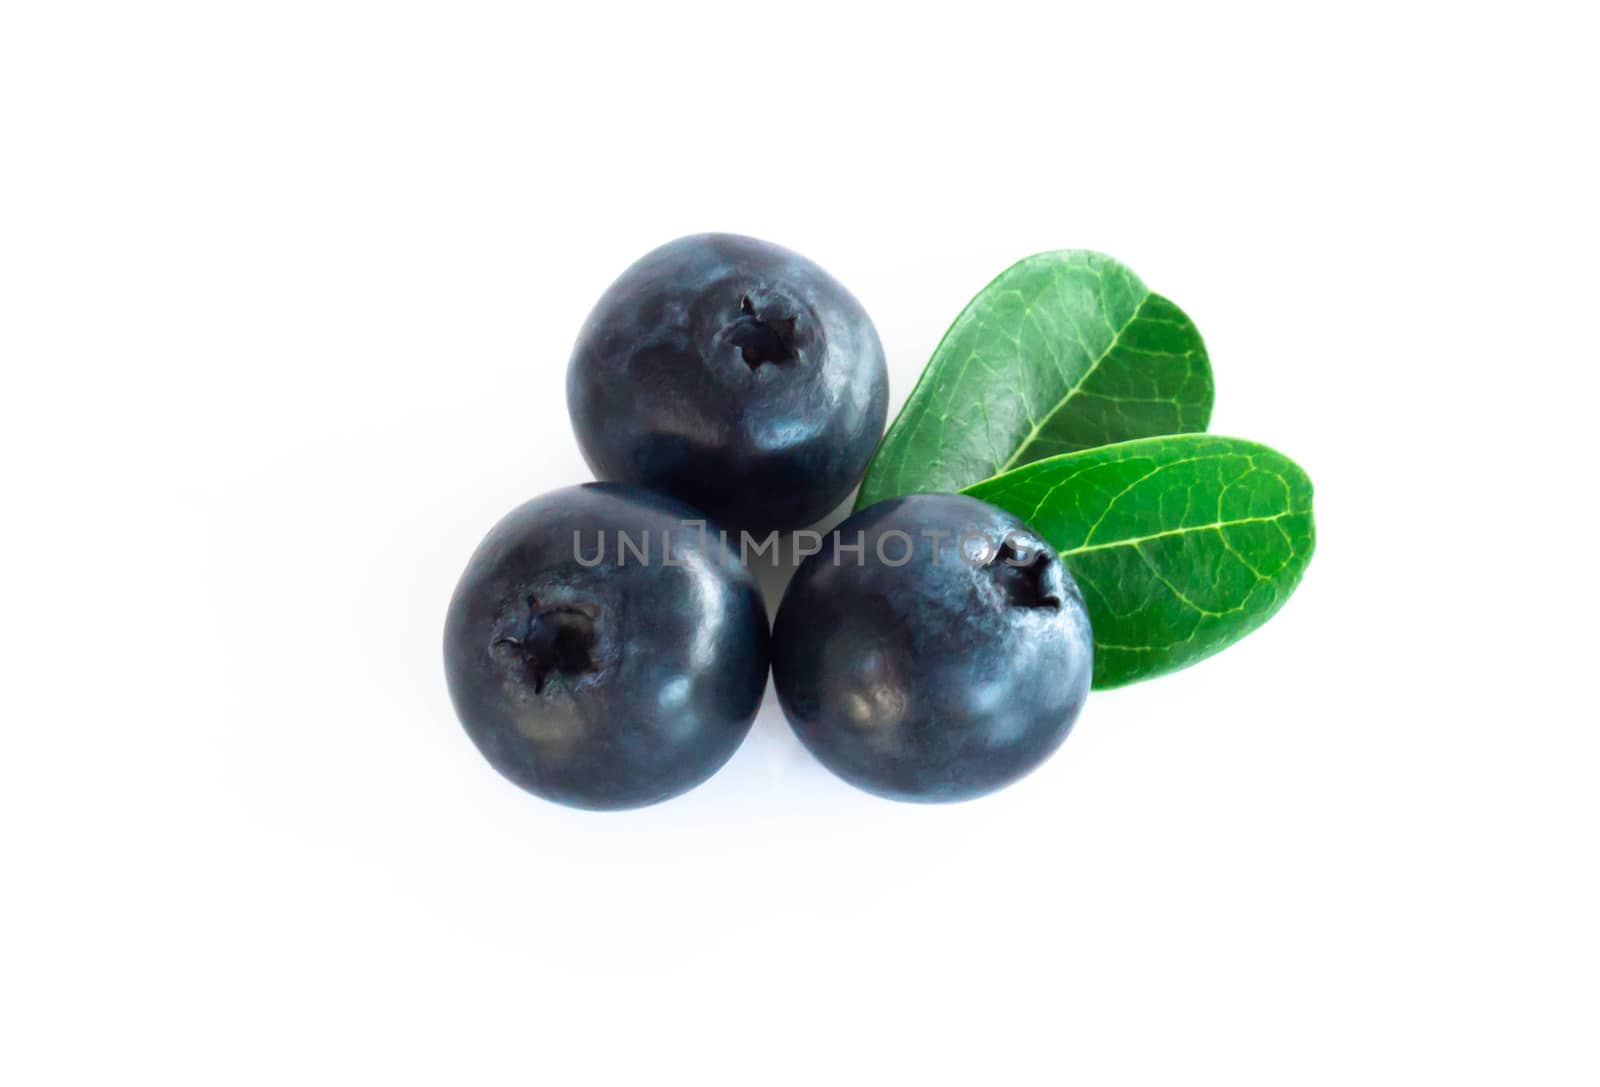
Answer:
3 2 1596 1083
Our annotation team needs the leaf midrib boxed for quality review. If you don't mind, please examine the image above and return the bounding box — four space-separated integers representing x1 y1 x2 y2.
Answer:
993 289 1155 475
1060 511 1297 557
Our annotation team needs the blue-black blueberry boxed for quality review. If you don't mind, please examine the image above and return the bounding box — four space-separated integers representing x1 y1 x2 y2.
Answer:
771 493 1093 803
567 233 889 533
443 483 769 810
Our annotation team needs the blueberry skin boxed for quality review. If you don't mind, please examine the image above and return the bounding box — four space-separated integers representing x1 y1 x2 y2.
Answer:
772 494 1093 803
443 483 770 810
567 233 889 533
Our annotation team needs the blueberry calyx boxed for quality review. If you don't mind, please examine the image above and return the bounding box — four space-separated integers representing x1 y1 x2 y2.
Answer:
987 539 1062 611
727 294 799 369
493 598 601 693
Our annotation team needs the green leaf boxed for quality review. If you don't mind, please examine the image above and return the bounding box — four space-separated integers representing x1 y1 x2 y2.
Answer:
857 250 1213 509
964 435 1315 689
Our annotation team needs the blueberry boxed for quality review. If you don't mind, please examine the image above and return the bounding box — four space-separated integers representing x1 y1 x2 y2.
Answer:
567 234 889 533
771 494 1093 803
444 483 769 810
